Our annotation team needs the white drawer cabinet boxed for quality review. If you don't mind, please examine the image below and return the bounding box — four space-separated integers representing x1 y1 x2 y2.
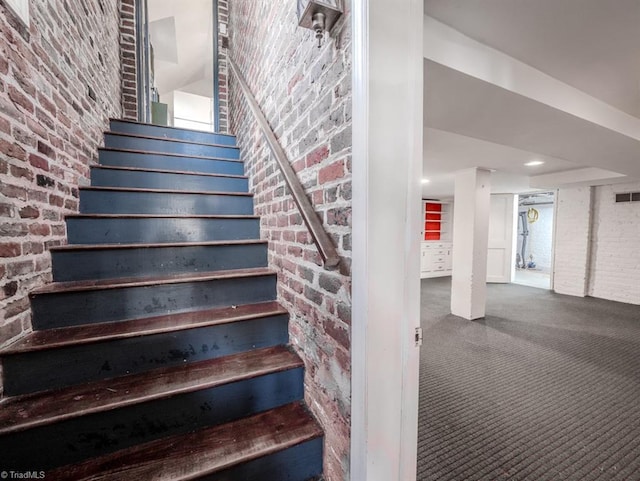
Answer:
421 242 452 278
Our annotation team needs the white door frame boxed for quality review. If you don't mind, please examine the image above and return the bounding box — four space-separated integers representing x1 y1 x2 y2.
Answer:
351 0 423 480
516 191 557 289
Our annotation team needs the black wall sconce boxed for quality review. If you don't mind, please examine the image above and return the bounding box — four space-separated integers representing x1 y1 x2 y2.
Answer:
297 0 344 48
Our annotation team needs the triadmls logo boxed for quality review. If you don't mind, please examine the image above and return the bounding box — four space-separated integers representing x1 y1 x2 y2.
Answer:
1 472 46 480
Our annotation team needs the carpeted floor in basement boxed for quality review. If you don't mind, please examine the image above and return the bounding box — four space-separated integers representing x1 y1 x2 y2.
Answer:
418 277 640 481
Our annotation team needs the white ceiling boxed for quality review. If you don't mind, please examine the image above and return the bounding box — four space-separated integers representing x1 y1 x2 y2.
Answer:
422 0 640 198
423 127 579 198
424 60 640 178
424 0 640 118
148 0 214 99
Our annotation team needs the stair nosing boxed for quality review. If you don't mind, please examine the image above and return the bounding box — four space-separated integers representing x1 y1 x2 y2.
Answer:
104 131 241 150
0 346 301 435
109 118 237 139
50 239 268 252
98 147 245 163
30 267 276 296
90 164 248 180
1 301 287 356
80 185 253 197
46 402 322 481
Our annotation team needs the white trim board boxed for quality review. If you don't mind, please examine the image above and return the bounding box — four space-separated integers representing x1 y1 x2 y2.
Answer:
351 0 423 479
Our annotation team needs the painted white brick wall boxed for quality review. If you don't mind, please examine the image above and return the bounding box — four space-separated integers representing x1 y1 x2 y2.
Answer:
588 181 640 305
553 186 593 297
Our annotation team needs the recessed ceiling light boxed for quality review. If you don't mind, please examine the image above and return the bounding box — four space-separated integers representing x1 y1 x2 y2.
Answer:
421 178 430 184
525 160 545 167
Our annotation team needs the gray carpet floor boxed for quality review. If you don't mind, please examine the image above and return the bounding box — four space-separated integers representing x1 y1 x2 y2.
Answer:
417 277 640 481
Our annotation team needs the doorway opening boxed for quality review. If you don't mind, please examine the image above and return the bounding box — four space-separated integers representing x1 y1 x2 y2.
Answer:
137 0 219 131
513 192 555 289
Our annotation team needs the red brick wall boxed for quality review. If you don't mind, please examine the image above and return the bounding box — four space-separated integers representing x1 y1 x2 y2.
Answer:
228 2 352 479
0 1 122 353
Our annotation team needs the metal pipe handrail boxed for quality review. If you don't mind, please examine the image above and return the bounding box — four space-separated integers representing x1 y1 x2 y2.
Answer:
228 56 340 269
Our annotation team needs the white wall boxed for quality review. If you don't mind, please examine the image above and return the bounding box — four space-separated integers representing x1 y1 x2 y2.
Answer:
172 90 214 132
588 181 640 305
554 181 640 305
517 204 554 273
553 186 593 297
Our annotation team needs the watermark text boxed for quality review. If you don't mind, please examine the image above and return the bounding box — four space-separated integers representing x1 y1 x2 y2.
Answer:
0 471 46 479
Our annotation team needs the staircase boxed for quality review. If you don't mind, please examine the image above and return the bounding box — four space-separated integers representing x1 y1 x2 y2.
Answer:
0 120 324 480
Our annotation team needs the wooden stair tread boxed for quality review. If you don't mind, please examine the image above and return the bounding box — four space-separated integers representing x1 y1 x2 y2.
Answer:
80 185 253 197
30 267 275 295
91 164 247 179
99 146 244 163
50 239 267 252
105 131 241 150
109 118 237 139
65 213 259 219
0 345 301 435
0 301 286 355
47 402 322 481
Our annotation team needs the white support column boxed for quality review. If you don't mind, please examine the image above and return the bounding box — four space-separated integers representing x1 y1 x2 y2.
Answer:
451 168 492 320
